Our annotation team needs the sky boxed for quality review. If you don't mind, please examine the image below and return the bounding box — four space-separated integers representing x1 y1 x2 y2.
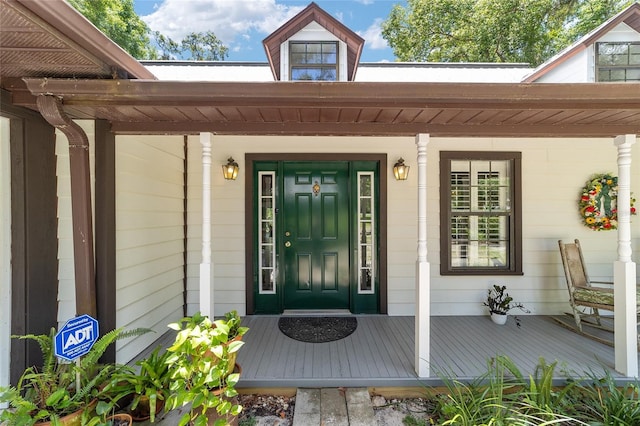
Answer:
133 0 405 62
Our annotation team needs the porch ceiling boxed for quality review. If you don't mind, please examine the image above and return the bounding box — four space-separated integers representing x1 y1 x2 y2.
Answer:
14 78 640 138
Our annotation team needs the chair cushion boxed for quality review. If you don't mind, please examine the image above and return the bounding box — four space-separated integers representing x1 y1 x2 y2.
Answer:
573 286 640 308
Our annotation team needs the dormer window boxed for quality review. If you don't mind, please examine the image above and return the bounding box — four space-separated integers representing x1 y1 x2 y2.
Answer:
262 3 364 82
596 42 640 81
290 42 337 81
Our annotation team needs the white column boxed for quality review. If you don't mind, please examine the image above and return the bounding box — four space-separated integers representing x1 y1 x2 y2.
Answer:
613 134 637 377
415 133 430 377
200 133 214 317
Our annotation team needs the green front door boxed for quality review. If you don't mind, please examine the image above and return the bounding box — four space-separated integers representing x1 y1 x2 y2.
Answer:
282 162 350 310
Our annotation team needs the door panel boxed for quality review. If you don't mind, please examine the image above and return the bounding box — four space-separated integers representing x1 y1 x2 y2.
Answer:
283 162 349 309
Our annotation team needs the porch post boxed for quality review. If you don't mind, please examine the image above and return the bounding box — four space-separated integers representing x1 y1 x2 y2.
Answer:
613 134 637 377
415 133 430 377
199 133 214 317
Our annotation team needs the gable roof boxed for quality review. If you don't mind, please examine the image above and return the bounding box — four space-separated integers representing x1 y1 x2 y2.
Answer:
262 2 364 81
523 2 640 83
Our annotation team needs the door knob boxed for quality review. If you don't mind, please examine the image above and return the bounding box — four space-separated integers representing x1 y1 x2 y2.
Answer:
285 241 291 247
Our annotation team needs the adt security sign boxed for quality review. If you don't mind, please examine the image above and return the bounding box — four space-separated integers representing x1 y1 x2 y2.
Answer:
54 314 99 362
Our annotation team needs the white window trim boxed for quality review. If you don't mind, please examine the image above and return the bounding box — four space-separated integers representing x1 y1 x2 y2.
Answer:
279 28 348 81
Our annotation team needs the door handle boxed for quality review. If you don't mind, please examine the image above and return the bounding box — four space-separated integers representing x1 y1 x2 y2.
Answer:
285 241 291 247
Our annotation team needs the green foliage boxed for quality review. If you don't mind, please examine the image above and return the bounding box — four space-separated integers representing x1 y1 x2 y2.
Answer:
106 346 171 423
436 356 584 425
402 415 430 425
68 0 157 59
572 370 640 425
70 0 229 61
239 417 258 426
164 311 247 426
0 327 149 425
382 0 633 66
153 31 181 60
151 31 230 61
484 285 528 315
181 31 229 61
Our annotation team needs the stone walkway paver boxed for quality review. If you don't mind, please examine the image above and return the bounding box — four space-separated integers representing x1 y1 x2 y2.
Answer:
293 388 375 426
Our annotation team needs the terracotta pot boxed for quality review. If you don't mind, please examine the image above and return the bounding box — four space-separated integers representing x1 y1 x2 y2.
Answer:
106 413 133 426
130 394 165 422
204 335 243 377
36 400 97 426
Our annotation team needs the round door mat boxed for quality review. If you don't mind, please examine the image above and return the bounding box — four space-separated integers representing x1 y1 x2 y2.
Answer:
278 316 357 343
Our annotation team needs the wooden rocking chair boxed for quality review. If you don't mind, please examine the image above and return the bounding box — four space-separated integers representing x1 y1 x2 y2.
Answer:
557 239 640 346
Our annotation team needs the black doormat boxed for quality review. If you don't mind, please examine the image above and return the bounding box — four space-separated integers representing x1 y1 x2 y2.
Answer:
278 316 357 343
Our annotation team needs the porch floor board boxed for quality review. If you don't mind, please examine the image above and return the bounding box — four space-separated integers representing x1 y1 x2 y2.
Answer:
236 315 638 388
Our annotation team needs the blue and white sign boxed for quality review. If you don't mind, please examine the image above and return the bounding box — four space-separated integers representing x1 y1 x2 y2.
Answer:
54 314 99 362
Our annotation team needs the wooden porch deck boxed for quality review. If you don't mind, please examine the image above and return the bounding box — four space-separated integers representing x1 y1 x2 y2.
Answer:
235 315 638 388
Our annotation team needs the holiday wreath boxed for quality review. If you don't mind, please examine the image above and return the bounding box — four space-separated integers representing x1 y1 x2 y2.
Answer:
579 173 636 231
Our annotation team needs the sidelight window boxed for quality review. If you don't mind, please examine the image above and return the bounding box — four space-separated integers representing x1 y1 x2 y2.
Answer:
258 171 276 293
357 172 375 293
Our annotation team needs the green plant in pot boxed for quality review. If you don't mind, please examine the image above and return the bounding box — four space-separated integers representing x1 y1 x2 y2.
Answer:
483 284 529 325
219 310 248 377
85 400 133 426
107 346 171 422
164 311 247 426
0 327 148 425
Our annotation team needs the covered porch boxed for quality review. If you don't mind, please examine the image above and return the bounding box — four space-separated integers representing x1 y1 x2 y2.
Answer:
231 315 637 389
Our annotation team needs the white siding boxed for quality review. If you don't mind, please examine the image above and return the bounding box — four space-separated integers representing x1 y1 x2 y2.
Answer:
55 121 95 325
428 137 640 316
535 49 590 83
186 135 203 316
0 117 11 393
185 135 640 317
599 22 640 43
115 136 185 363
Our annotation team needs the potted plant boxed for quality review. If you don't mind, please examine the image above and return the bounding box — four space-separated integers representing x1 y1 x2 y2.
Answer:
483 284 529 325
219 310 248 377
107 346 171 422
86 400 133 426
164 311 247 426
0 327 148 425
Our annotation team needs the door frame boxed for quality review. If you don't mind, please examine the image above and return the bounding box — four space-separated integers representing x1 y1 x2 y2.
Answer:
245 153 388 314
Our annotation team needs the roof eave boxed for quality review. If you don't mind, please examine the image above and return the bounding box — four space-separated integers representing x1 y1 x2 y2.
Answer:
15 0 156 80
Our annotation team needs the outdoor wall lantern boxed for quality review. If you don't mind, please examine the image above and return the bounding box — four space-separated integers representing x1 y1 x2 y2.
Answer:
222 157 239 180
393 158 410 180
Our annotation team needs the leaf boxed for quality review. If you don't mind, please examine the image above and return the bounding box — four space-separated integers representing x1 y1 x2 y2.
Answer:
177 412 191 426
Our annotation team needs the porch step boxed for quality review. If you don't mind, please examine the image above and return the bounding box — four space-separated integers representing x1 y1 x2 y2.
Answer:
293 388 376 426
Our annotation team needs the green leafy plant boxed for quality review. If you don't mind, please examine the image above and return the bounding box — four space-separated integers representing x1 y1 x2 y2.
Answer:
85 400 133 426
483 285 529 315
0 327 149 425
164 311 248 426
107 347 171 422
572 370 640 425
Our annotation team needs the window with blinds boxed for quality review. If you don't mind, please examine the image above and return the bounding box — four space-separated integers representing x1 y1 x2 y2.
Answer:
441 152 522 275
